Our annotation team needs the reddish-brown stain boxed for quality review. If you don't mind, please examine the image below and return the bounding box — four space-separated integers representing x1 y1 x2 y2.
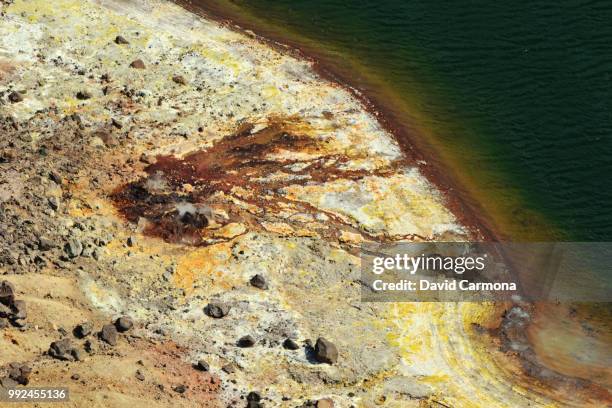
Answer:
111 117 402 245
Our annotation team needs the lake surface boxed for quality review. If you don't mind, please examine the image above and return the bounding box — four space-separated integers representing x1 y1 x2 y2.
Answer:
196 0 612 241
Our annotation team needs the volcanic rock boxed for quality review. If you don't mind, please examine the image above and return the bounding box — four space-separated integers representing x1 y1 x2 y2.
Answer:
204 302 230 318
195 360 210 371
283 338 300 350
247 391 262 402
115 316 133 332
49 338 77 361
74 322 93 338
0 280 15 305
8 91 22 103
129 59 145 69
38 236 56 251
64 239 83 258
76 90 92 100
237 335 256 348
249 274 268 290
173 384 187 394
172 75 187 85
8 363 31 385
114 35 129 44
314 337 338 364
0 302 11 318
100 324 118 346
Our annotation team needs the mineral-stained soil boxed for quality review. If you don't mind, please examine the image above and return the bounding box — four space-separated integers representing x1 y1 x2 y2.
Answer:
0 0 609 407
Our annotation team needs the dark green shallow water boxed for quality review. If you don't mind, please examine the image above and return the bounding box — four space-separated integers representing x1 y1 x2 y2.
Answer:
211 0 612 241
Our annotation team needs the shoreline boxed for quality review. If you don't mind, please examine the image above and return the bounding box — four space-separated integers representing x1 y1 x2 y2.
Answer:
170 0 612 396
173 0 502 243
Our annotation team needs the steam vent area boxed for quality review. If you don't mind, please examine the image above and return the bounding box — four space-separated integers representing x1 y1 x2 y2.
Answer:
0 0 609 407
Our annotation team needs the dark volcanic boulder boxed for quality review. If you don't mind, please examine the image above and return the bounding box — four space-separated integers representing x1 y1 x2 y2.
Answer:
283 338 300 350
129 59 146 69
49 338 77 361
0 280 15 305
74 322 93 338
8 363 31 385
100 324 118 346
204 302 230 318
115 316 133 332
115 35 129 44
237 335 256 348
249 274 268 290
314 337 338 364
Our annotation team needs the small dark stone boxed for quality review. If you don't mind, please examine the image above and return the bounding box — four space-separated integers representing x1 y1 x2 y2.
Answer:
8 363 31 385
115 316 133 332
172 75 187 85
76 90 92 100
314 337 338 365
247 391 262 402
8 91 23 103
10 300 26 320
282 338 300 350
49 338 75 361
71 373 80 381
84 339 95 354
0 280 15 306
249 274 268 290
74 322 93 338
129 59 146 69
237 335 256 348
38 236 56 251
221 363 236 374
114 35 129 45
173 384 187 394
100 324 118 346
195 360 209 371
0 302 12 318
204 302 230 318
126 236 136 247
135 370 145 381
64 239 83 258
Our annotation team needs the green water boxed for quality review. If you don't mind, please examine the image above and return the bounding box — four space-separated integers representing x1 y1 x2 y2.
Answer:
208 0 612 240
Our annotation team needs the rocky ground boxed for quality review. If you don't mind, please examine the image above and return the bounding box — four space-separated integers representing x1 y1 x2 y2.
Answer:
0 0 609 407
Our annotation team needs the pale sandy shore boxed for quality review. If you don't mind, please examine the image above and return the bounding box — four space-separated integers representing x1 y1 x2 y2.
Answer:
0 0 609 407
